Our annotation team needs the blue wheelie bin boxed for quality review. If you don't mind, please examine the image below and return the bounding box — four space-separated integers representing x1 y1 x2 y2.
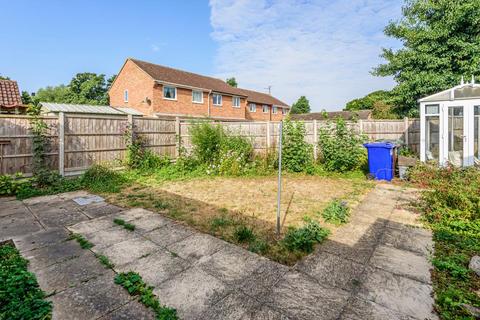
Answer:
363 142 396 181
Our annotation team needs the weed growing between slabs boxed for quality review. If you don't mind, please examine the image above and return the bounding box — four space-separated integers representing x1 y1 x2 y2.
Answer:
69 233 94 249
113 218 136 231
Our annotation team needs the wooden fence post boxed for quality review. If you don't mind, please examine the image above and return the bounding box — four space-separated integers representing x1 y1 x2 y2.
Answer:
358 119 363 134
313 120 318 161
404 117 409 146
175 117 180 158
266 121 271 151
58 112 65 176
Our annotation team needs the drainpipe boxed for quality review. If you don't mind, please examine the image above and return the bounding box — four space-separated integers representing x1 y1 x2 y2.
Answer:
207 90 212 117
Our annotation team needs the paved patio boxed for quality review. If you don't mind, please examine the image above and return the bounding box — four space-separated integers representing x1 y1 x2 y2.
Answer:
0 184 438 320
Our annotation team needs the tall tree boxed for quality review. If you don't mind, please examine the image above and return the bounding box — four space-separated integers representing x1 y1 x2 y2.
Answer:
0 75 10 80
373 0 480 116
290 96 311 114
344 90 392 111
21 91 33 105
226 77 238 87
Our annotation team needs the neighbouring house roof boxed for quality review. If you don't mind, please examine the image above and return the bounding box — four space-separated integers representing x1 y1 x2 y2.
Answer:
128 58 289 107
419 82 480 102
0 80 23 108
40 102 144 116
291 110 372 121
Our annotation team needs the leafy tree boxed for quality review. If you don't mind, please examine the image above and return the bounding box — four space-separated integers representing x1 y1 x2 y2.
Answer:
290 96 311 114
344 90 391 111
34 85 71 104
282 117 313 173
373 0 480 116
0 75 10 80
371 101 398 119
21 91 33 105
226 77 238 87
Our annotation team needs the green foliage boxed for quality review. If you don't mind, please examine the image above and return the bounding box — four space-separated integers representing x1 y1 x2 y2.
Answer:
290 96 311 114
322 200 350 225
344 90 392 111
226 77 238 87
234 225 256 243
0 244 52 319
114 272 178 320
70 233 94 249
80 164 127 193
318 118 366 172
96 254 115 269
409 165 480 318
282 219 330 253
34 73 116 106
21 91 33 105
371 101 399 119
0 173 28 196
0 74 10 80
282 118 313 173
248 239 269 254
190 122 224 163
210 215 232 231
373 0 480 116
113 218 136 231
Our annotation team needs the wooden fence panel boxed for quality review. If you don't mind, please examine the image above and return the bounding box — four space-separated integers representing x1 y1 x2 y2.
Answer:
134 117 176 158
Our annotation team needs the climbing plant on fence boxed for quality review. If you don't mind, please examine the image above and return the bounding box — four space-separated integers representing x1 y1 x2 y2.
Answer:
281 118 313 173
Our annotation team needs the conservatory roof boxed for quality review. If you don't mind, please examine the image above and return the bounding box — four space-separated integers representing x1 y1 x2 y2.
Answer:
419 82 480 103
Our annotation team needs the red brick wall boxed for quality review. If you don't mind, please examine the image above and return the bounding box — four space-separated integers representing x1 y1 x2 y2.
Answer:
109 60 154 115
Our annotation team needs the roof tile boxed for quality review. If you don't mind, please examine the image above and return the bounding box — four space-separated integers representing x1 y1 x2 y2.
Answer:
0 80 23 108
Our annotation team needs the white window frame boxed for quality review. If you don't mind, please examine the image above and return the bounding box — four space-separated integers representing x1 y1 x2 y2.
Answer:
262 105 269 113
249 103 256 112
272 106 278 114
213 94 222 106
124 90 128 103
282 108 288 115
232 96 240 108
163 85 177 100
192 90 203 104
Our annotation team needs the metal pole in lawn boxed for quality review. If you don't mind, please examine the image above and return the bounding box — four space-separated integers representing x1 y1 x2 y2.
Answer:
276 121 283 236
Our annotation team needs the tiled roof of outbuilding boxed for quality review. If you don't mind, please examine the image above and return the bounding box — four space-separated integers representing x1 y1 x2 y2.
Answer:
0 80 23 108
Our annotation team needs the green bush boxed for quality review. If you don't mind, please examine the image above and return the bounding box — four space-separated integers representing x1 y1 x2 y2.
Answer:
80 164 127 193
234 225 256 243
322 200 350 225
0 173 29 196
282 118 313 173
318 118 366 172
189 122 224 163
282 219 330 253
0 244 52 319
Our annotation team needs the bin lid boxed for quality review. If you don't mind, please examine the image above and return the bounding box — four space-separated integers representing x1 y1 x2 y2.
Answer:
363 142 396 149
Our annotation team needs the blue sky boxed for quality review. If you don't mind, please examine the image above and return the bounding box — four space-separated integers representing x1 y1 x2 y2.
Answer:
0 0 402 111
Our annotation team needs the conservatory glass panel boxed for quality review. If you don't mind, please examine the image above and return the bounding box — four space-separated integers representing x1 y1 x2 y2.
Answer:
448 106 464 166
425 105 439 114
475 106 480 161
425 116 439 161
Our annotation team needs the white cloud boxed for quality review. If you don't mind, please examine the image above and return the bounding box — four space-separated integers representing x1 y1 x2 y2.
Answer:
209 0 402 111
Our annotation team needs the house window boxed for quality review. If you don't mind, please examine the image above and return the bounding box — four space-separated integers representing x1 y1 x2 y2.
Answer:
249 103 256 112
272 106 278 114
232 96 240 108
213 94 222 106
282 108 288 115
124 90 128 102
192 90 203 103
163 86 177 100
262 105 269 113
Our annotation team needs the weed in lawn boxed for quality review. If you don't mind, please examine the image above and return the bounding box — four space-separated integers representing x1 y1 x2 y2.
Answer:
234 225 256 243
282 219 330 253
248 239 269 254
81 164 127 193
70 233 94 249
113 218 136 231
0 244 52 319
153 199 170 210
322 200 350 225
114 271 178 320
96 254 115 269
210 215 232 231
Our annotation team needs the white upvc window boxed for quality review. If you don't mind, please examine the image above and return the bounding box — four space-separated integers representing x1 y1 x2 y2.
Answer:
232 96 240 108
163 86 177 100
192 90 203 103
272 106 278 114
124 90 128 102
262 105 269 113
282 108 288 115
249 103 256 112
213 94 222 106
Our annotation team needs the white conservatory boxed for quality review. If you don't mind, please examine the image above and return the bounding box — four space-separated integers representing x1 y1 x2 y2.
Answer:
419 78 480 167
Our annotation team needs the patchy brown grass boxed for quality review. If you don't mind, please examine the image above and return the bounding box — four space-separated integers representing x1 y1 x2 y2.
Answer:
106 174 373 265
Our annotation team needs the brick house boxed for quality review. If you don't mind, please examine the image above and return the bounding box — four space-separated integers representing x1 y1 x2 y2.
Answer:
109 58 290 121
0 80 26 114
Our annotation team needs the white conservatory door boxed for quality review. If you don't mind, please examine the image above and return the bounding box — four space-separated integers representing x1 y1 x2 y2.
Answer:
442 103 475 166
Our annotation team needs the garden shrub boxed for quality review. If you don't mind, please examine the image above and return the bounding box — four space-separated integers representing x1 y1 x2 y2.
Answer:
282 219 330 253
189 122 223 163
282 118 314 173
124 123 169 170
80 164 127 193
0 244 52 319
322 200 350 225
234 225 256 243
318 118 366 172
0 173 29 196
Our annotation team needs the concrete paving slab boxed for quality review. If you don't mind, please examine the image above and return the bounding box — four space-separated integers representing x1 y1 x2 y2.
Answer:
116 208 155 221
59 190 91 200
84 226 139 252
239 260 290 298
340 297 416 320
116 249 189 287
153 266 228 320
99 301 155 320
82 202 124 219
295 250 364 291
264 270 350 320
130 214 171 234
36 208 89 228
369 245 432 284
68 214 122 234
102 238 160 267
167 233 226 262
0 215 43 240
250 304 291 320
144 222 193 247
0 201 30 217
14 228 70 252
357 267 437 319
198 291 262 320
22 194 60 206
73 195 105 206
381 226 433 257
23 240 84 271
387 208 423 228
